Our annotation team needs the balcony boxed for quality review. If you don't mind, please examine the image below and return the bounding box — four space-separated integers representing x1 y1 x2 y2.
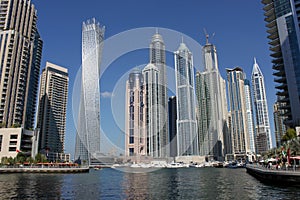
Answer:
273 70 285 77
274 76 286 83
275 83 287 90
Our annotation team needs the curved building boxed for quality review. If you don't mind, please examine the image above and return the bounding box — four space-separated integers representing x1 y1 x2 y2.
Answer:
75 18 105 165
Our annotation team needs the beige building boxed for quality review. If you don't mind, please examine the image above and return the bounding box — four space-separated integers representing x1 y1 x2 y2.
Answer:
0 128 39 160
37 62 68 157
0 0 43 129
125 69 146 158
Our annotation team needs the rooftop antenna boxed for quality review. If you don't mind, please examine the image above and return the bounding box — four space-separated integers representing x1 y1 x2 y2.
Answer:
203 28 215 44
156 27 159 34
181 35 184 43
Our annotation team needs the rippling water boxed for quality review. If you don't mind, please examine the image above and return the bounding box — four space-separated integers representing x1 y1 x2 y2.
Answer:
0 168 299 199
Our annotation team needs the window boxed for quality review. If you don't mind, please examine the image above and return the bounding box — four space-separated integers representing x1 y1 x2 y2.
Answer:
129 137 134 144
10 134 18 139
129 148 134 156
9 141 17 145
9 147 16 152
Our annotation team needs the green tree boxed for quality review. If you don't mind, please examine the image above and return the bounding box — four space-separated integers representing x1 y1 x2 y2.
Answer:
35 153 47 163
1 157 9 165
281 128 297 143
25 156 35 164
15 152 26 164
7 157 14 166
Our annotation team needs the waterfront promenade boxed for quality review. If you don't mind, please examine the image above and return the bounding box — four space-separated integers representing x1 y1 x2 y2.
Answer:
0 166 89 173
246 164 300 184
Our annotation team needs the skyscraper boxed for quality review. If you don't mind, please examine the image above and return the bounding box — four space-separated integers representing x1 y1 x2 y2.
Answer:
37 62 68 157
226 67 251 157
175 41 198 156
150 32 168 157
273 100 287 147
244 79 256 154
251 58 272 151
195 40 228 160
262 0 300 127
75 19 104 165
0 0 43 129
143 63 160 157
125 69 145 158
168 96 177 158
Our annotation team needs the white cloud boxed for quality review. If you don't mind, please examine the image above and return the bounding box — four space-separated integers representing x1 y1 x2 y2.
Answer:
101 91 113 98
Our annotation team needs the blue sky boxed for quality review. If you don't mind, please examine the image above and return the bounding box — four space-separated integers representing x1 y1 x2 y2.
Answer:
31 0 276 157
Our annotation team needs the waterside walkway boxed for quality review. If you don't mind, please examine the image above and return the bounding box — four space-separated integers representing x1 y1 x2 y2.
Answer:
246 164 300 184
0 167 89 173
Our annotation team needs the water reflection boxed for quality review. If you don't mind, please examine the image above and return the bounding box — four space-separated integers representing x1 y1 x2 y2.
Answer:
0 168 299 199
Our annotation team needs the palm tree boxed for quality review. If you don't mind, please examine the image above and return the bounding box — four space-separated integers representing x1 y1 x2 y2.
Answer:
281 128 297 143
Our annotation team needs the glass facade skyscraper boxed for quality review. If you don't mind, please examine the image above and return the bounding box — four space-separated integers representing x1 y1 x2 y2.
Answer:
251 58 272 151
244 79 256 154
262 0 300 127
143 63 160 157
150 32 168 157
175 42 198 156
75 19 104 165
196 41 228 160
226 67 251 155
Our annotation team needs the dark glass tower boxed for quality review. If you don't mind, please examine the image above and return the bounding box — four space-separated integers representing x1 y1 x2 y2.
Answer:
262 0 300 127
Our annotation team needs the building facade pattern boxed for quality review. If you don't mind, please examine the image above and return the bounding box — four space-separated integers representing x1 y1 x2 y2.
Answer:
251 58 272 151
37 62 68 157
0 0 43 129
262 0 300 126
175 42 198 156
75 19 104 165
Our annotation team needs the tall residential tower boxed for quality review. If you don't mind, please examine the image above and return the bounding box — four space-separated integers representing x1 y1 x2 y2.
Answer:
175 41 198 156
149 32 168 157
226 67 251 157
37 62 68 158
262 0 300 127
196 40 228 160
251 58 272 151
75 19 104 165
0 0 43 129
125 69 145 158
143 63 160 157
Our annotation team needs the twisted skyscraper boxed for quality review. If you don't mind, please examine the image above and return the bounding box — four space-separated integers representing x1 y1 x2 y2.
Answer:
75 19 104 165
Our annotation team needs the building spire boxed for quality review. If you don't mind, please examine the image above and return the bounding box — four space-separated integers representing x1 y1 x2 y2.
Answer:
156 27 159 34
254 57 257 65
